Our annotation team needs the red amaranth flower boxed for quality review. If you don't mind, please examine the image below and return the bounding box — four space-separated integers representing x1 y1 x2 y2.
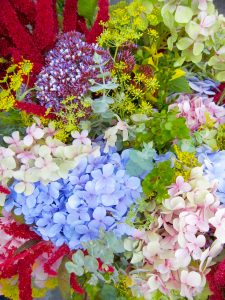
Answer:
10 0 36 26
0 0 110 77
14 100 56 119
70 273 85 295
63 0 78 33
214 83 225 105
44 244 70 276
207 260 225 299
0 186 10 195
33 0 58 52
0 0 44 74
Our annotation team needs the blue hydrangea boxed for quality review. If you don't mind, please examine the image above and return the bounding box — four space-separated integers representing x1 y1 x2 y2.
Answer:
188 76 219 96
197 147 225 203
5 149 142 249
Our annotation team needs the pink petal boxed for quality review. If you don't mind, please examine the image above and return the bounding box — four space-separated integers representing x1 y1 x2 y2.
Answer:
23 135 34 146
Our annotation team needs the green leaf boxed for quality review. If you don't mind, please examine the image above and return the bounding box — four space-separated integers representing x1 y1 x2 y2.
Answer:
78 0 98 23
72 265 84 276
174 56 186 67
175 6 193 24
84 256 98 272
89 84 105 92
65 262 76 273
72 250 85 267
168 76 191 93
92 100 109 113
100 285 117 300
176 37 193 50
216 71 225 82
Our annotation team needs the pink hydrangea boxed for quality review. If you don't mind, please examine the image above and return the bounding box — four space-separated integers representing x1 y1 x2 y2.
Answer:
129 169 225 299
169 94 225 131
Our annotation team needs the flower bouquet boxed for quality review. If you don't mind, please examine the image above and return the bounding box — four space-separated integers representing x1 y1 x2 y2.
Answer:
1 0 225 299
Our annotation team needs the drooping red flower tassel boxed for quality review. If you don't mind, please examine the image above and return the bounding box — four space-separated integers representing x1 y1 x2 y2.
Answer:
0 0 44 73
14 101 56 119
70 272 85 295
0 185 10 195
18 259 33 300
97 258 114 273
84 0 109 43
207 260 225 299
63 0 78 33
9 0 36 26
214 83 225 105
1 221 40 241
33 0 58 52
44 244 70 276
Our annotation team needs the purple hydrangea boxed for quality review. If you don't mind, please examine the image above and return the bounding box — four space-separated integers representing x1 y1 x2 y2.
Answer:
5 149 142 249
188 76 219 96
35 31 112 110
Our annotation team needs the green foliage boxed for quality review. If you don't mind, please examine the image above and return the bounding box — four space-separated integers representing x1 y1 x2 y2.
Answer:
89 53 118 116
168 76 191 94
142 160 175 204
78 0 98 26
136 109 190 153
84 230 124 266
0 111 25 145
125 142 157 176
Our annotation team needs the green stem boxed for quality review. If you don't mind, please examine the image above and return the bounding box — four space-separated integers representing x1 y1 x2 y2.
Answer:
114 46 119 62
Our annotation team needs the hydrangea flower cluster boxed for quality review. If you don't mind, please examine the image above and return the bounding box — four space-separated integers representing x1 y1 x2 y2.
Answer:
5 148 142 249
188 76 219 96
35 31 112 110
0 121 98 205
169 94 225 131
197 148 225 203
129 168 225 300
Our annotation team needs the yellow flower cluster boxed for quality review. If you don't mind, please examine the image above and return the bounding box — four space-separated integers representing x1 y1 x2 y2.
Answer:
115 274 144 300
0 276 57 300
0 59 33 111
217 124 225 150
174 145 199 181
53 96 91 142
98 0 148 48
111 61 158 117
